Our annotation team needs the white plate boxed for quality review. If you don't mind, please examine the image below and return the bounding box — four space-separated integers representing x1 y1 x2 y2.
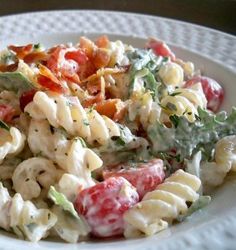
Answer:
0 10 236 250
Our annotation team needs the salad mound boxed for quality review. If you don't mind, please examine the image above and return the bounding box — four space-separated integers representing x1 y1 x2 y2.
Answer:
0 35 234 242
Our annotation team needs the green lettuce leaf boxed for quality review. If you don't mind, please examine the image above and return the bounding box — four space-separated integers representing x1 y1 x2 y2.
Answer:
48 187 91 243
0 120 10 131
127 49 166 99
48 186 78 218
148 107 236 161
0 72 34 92
177 195 211 222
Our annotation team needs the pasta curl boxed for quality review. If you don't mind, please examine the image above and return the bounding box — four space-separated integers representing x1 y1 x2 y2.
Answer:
160 83 207 122
128 91 161 129
27 119 103 190
12 157 61 200
0 127 26 164
158 62 184 87
25 91 120 145
124 169 201 237
201 135 236 188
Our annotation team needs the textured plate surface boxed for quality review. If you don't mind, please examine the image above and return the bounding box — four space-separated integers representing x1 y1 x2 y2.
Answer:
0 10 236 250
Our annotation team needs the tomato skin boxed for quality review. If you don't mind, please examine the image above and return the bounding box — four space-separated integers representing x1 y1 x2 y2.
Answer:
185 76 224 112
19 89 37 111
0 104 16 123
74 177 139 237
146 38 175 60
103 159 165 199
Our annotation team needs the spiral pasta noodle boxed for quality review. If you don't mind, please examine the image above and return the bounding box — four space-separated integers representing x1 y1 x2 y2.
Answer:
158 62 184 87
201 135 236 188
123 169 201 238
25 91 120 145
160 83 207 122
12 157 61 200
27 119 103 190
128 91 161 129
0 183 57 242
0 127 26 164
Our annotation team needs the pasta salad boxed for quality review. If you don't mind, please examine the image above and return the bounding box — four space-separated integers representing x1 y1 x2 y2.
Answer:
0 35 235 243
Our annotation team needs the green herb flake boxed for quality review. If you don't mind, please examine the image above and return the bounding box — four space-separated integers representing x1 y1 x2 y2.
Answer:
115 137 126 147
166 102 177 111
33 43 41 50
82 119 90 126
169 114 180 128
0 120 10 131
177 196 211 222
169 91 182 97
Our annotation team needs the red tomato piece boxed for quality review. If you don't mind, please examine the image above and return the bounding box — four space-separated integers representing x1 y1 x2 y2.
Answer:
74 177 139 237
0 104 16 123
19 89 37 111
103 159 165 199
185 76 224 112
146 38 175 60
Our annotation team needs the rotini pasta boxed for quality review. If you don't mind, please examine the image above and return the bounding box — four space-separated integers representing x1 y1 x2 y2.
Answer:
127 91 161 129
0 35 229 243
56 174 82 202
123 169 201 237
158 62 184 87
12 157 62 200
201 135 236 188
160 83 207 122
27 119 103 189
0 127 26 164
0 182 57 242
25 91 120 145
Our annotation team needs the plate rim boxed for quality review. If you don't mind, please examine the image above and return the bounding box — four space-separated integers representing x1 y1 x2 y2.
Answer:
0 9 236 250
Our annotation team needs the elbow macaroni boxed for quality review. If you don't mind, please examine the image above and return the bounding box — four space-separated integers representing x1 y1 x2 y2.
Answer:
124 170 201 238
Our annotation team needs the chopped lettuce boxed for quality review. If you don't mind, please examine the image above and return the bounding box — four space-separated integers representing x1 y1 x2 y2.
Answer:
0 120 10 131
48 186 78 218
52 206 90 243
127 49 166 99
96 124 149 153
177 196 211 222
0 72 34 92
148 107 236 161
48 186 90 243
